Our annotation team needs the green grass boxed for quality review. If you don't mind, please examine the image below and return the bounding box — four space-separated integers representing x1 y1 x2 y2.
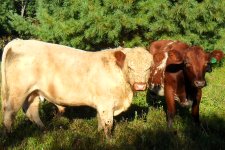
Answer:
0 66 225 150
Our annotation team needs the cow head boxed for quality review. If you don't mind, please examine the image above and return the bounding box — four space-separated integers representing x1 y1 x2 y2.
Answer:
182 47 224 88
165 47 224 89
115 47 153 91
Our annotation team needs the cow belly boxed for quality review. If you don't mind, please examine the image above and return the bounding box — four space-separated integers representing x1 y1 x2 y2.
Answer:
149 84 164 96
37 73 130 109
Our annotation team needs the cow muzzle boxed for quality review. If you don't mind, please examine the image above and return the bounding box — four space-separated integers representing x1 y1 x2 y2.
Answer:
133 82 147 91
194 80 206 88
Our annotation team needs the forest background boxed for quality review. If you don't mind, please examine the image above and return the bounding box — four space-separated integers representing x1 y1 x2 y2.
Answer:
0 0 225 52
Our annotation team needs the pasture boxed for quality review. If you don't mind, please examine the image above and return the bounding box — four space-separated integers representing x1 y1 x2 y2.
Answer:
0 65 225 150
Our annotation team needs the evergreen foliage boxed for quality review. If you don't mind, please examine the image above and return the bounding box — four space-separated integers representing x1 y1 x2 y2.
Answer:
0 0 14 34
1 0 225 51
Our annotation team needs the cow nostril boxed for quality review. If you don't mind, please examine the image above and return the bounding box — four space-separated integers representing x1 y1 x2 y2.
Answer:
133 82 147 91
194 81 206 87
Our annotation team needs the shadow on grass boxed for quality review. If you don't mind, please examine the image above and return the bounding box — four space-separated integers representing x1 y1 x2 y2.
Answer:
43 114 225 150
146 89 192 123
1 96 225 149
0 102 98 148
114 104 149 122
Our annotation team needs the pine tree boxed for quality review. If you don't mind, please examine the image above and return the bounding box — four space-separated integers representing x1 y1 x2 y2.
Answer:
6 0 225 52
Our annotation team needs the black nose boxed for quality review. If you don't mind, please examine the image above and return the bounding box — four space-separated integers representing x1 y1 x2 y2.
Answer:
194 80 206 88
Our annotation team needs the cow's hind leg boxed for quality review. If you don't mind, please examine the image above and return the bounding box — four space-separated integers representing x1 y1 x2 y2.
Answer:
2 100 16 133
97 108 113 139
2 94 25 133
22 93 45 128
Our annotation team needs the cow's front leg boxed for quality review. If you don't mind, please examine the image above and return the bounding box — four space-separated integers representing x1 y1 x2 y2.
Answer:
176 90 193 108
191 89 202 125
165 85 176 128
97 112 103 131
97 108 113 139
176 73 192 108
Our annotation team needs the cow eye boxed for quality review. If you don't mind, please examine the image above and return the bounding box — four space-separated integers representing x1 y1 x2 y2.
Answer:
205 62 209 67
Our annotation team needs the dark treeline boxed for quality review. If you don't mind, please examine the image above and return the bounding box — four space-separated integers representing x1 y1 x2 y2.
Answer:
0 0 225 51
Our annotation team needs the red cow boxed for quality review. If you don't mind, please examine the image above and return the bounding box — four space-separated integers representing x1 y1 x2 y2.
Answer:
148 40 224 128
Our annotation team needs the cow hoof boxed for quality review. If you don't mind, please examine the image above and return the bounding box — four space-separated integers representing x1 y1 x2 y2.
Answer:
179 100 193 108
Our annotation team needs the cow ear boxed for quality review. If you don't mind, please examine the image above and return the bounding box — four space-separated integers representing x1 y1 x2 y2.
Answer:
210 50 224 63
167 50 183 65
114 51 126 68
153 52 165 66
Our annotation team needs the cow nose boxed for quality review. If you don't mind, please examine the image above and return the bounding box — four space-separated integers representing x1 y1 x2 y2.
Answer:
133 82 147 91
194 80 206 88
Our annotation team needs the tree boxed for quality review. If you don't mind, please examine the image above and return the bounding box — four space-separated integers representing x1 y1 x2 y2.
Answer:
6 0 225 52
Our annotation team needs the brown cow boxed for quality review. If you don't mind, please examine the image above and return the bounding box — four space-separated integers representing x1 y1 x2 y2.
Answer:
1 39 153 138
148 40 224 128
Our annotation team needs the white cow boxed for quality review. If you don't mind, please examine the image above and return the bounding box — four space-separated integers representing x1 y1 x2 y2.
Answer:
1 39 153 138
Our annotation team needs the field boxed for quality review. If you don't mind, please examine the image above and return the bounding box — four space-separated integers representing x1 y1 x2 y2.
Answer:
0 66 225 150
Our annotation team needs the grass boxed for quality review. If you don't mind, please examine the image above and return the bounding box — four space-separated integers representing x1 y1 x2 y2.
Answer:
0 66 225 150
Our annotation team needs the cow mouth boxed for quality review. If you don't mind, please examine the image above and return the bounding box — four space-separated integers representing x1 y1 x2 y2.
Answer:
133 82 147 91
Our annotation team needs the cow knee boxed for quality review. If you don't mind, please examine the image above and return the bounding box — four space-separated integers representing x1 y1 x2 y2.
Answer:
104 119 113 129
97 109 114 138
98 110 113 126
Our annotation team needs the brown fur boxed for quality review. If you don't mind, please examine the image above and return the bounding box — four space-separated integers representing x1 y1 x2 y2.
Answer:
148 40 223 128
210 50 224 62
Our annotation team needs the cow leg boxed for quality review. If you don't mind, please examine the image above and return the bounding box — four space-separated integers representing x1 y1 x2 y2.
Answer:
176 92 192 108
165 85 176 128
97 112 103 131
22 94 45 128
97 108 113 139
191 89 202 125
2 94 25 133
2 100 16 133
176 74 192 108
